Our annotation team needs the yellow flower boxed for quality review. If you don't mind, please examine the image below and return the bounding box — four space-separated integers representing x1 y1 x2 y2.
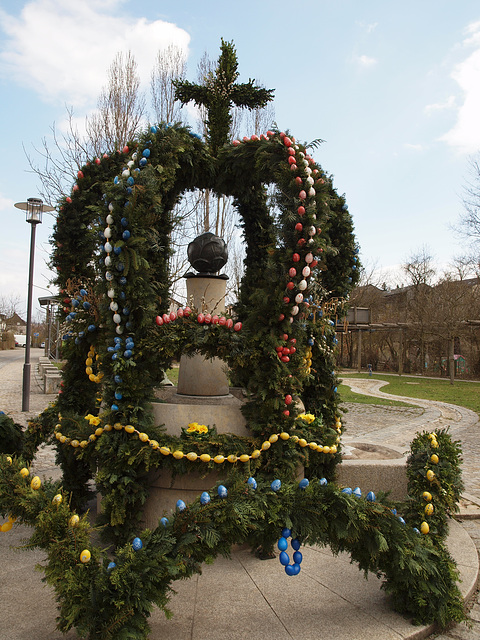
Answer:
298 413 315 424
186 422 208 434
85 414 101 427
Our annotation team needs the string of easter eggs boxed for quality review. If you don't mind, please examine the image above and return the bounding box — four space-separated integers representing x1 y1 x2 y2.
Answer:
85 346 103 384
52 413 342 461
416 432 440 535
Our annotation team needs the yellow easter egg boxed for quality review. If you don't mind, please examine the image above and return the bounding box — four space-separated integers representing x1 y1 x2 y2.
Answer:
187 452 198 462
88 374 96 382
124 424 135 434
323 446 331 454
85 366 93 375
6 456 12 464
431 439 438 449
1 521 13 532
71 440 79 448
239 454 250 463
30 476 41 490
199 454 211 463
280 432 290 440
330 445 337 453
80 440 88 448
268 434 278 443
227 454 237 463
159 446 171 456
114 423 123 431
59 435 67 443
52 494 63 505
423 491 432 502
20 467 29 478
173 450 184 460
55 432 62 440
426 470 435 481
430 454 439 464
69 515 80 527
308 442 317 450
290 435 299 443
261 441 271 451
425 503 434 516
138 433 149 442
103 424 113 432
213 455 225 464
420 521 430 535
251 449 261 459
95 427 104 437
85 358 93 366
298 439 308 448
80 549 91 563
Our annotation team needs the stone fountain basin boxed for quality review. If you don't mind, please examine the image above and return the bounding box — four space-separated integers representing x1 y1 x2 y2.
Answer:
337 441 408 501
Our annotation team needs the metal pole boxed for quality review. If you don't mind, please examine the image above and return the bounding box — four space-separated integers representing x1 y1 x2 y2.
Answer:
22 221 37 411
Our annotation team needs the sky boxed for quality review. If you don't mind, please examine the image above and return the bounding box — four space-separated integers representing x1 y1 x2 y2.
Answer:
1 0 480 319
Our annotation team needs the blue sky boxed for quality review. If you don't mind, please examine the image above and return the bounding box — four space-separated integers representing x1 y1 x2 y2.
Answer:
1 0 480 317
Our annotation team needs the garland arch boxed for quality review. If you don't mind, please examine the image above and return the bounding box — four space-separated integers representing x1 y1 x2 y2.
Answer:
0 123 464 637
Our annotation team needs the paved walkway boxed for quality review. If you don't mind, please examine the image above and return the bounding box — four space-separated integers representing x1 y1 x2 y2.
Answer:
1 359 480 639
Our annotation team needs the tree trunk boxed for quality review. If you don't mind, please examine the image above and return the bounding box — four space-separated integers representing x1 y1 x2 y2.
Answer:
448 337 455 385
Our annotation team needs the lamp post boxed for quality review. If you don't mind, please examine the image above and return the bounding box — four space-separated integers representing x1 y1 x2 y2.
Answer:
14 198 54 411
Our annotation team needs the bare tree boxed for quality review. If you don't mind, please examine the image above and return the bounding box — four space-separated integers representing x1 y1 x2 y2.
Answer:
86 51 146 156
458 154 480 247
151 44 187 124
0 294 22 318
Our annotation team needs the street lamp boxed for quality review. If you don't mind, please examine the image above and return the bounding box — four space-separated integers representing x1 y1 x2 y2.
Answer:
14 198 55 411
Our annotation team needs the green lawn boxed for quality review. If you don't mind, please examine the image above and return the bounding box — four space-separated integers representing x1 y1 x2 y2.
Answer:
340 372 480 416
337 383 415 408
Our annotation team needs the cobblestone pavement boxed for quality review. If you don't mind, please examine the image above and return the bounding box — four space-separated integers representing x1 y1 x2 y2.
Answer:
2 357 480 638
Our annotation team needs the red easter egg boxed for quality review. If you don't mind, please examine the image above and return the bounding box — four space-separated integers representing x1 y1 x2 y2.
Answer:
163 313 170 324
66 197 72 204
267 130 274 137
123 146 129 154
295 177 303 185
284 137 292 147
219 316 226 326
283 410 290 416
290 338 296 344
177 308 184 317
226 318 234 328
212 315 219 324
289 267 296 277
234 322 242 331
251 134 259 141
281 356 290 363
282 334 289 341
103 153 108 158
298 206 305 216
290 346 296 354
311 260 318 268
299 190 307 200
73 184 79 191
197 313 205 324
295 223 303 231
278 314 285 321
184 306 191 317
95 158 101 165
169 311 177 321
204 313 212 324
292 253 300 262
280 132 286 139
276 346 283 352
290 164 297 171
288 156 296 165
233 140 240 146
283 296 290 304
243 136 249 142
282 347 290 355
288 148 296 156
155 315 163 326
287 281 295 290
285 394 293 405
297 238 306 247
77 170 84 179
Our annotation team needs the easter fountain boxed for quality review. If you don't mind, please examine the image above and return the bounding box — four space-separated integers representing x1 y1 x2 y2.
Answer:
145 232 249 525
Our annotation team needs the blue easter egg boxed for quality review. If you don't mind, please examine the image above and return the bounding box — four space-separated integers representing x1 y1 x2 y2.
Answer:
217 485 228 498
114 344 121 351
307 338 314 346
121 217 128 227
116 263 124 272
278 537 288 552
139 158 147 167
78 331 84 337
83 301 91 310
366 491 376 502
119 277 127 285
271 479 281 492
114 246 122 255
353 487 362 498
299 478 309 489
120 291 126 300
391 508 397 516
279 551 290 566
285 564 296 576
126 187 133 194
291 538 301 551
74 338 81 345
114 375 122 383
319 477 328 486
114 176 119 184
342 487 352 495
200 492 210 505
142 149 150 158
160 517 169 527
293 551 303 564
292 563 301 575
111 404 119 411
107 561 116 571
124 350 133 358
122 230 131 240
132 537 143 551
123 308 130 316
247 477 257 489
176 499 186 511
115 391 123 400
126 176 134 186
72 299 79 307
281 527 291 538
88 324 96 332
398 517 406 525
413 527 420 534
151 125 158 134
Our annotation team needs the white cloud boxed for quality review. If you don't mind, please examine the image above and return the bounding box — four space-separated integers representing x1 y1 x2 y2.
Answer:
0 0 190 107
439 21 480 154
353 54 378 68
403 143 423 151
424 96 456 114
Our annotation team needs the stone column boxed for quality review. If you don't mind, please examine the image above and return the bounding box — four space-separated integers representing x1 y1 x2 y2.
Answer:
176 275 229 396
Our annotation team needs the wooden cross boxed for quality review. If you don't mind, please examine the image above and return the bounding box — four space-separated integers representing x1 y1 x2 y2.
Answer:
174 39 274 155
